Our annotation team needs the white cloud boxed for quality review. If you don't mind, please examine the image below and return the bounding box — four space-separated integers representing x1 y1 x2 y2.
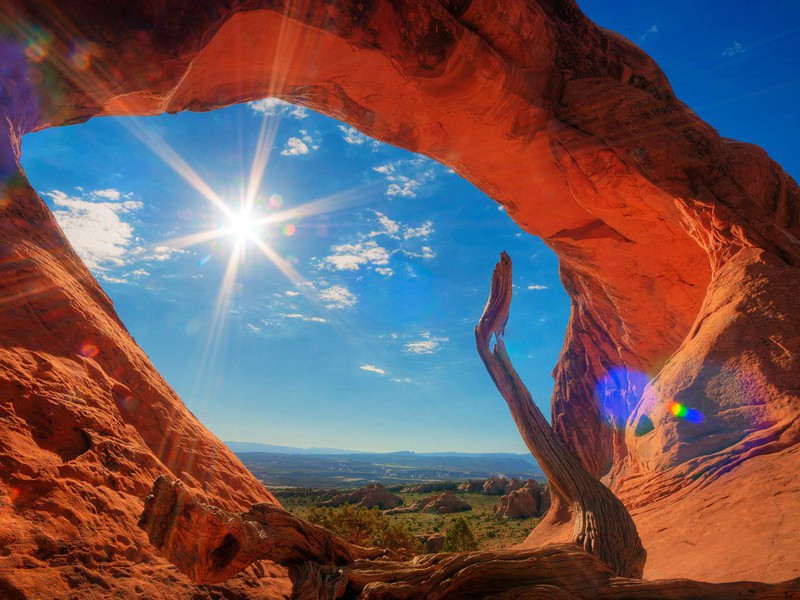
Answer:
639 25 659 42
403 220 433 240
281 137 309 156
285 290 300 297
247 98 308 119
367 211 400 238
323 240 392 272
319 285 357 310
144 245 187 261
246 323 262 333
281 130 319 156
92 188 122 201
131 268 150 277
403 332 449 355
391 377 413 383
360 364 386 375
722 41 745 57
527 284 548 291
372 157 437 198
375 267 394 277
339 125 368 145
46 188 141 271
280 313 329 323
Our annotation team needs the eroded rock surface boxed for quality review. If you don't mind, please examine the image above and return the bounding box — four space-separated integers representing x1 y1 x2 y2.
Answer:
0 0 799 595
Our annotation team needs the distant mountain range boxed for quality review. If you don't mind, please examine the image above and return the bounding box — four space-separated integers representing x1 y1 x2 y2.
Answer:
226 441 543 488
225 440 538 462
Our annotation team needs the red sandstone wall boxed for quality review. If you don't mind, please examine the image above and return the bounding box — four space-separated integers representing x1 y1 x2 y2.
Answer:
0 0 798 594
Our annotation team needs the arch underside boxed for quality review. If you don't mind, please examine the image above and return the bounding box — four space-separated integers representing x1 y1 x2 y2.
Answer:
1 0 799 595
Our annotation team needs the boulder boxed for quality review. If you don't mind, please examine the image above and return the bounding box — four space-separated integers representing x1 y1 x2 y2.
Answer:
416 533 445 553
413 490 471 514
495 481 544 519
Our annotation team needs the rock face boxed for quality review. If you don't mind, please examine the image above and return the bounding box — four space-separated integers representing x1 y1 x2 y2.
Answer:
457 480 483 493
482 476 527 495
413 490 472 514
495 481 549 519
1 0 799 594
319 484 402 510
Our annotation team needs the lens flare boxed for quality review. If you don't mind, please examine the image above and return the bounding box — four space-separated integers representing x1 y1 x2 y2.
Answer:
78 342 99 358
281 223 296 236
668 401 703 423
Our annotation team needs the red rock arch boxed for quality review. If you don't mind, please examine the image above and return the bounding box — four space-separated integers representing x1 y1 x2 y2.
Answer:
1 0 798 594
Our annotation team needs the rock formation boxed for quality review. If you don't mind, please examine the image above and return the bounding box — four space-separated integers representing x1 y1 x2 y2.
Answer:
0 0 799 595
457 480 483 493
413 490 472 514
319 484 402 510
495 481 547 519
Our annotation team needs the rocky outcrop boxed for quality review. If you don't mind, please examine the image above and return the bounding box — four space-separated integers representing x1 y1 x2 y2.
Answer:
495 481 549 519
457 480 483 493
319 484 402 510
0 0 799 593
414 490 472 514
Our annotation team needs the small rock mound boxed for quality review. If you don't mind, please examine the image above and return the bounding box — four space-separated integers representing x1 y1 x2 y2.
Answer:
414 490 471 514
319 483 402 509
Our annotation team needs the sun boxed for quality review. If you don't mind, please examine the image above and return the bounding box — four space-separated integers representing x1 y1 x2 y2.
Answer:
227 211 258 243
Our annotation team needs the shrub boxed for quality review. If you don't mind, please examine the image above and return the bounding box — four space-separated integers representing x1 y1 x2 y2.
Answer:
442 517 478 552
307 503 421 557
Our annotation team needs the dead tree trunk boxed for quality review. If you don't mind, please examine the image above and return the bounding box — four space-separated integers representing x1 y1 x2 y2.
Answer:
138 479 799 599
474 252 646 578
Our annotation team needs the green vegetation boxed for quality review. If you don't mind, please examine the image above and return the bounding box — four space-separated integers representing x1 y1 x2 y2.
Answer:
277 488 538 553
307 504 422 557
442 517 478 552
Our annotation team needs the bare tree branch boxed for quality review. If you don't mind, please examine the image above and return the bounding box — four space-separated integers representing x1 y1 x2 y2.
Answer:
475 252 646 578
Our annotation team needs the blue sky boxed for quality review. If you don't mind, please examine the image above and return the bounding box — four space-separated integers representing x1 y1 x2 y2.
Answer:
20 1 799 453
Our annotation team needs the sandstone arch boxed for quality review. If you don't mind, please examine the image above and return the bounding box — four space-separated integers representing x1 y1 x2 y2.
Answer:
1 0 799 596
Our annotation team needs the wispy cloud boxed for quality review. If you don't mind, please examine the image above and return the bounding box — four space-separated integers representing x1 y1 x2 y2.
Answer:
639 25 659 42
318 285 357 309
280 313 329 323
359 364 386 375
372 157 438 198
246 323 262 333
403 332 449 355
46 188 141 271
527 284 548 291
403 221 433 240
338 125 380 150
323 240 392 271
248 98 308 119
722 41 745 57
319 211 434 276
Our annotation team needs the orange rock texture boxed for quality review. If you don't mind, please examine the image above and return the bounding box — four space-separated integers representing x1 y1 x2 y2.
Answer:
0 0 799 596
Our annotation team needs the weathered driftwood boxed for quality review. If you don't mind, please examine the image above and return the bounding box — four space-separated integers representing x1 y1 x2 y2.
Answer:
475 252 646 578
138 475 389 584
138 478 800 599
